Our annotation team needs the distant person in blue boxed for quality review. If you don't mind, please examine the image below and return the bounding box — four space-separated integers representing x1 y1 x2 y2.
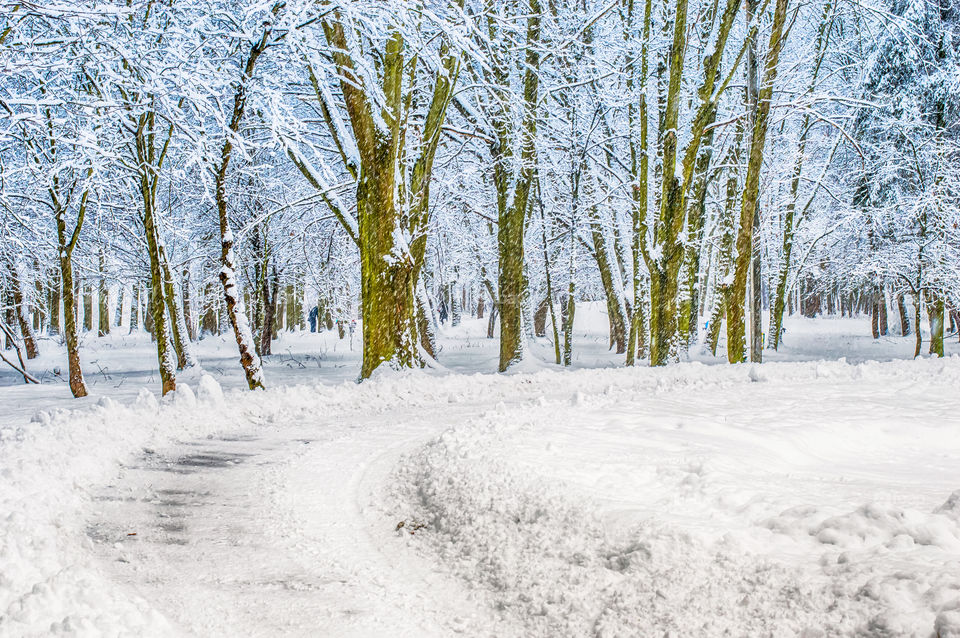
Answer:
308 305 319 332
438 299 448 324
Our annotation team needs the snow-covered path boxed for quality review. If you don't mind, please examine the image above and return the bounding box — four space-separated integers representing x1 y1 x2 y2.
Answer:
84 394 512 637
3 317 960 637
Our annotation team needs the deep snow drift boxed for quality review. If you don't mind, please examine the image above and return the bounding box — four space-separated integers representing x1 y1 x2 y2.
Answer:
1 312 959 637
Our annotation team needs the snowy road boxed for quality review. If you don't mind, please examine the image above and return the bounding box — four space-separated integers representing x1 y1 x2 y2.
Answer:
85 393 513 637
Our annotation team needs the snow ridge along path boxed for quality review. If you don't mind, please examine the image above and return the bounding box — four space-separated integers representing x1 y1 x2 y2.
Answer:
2 357 960 636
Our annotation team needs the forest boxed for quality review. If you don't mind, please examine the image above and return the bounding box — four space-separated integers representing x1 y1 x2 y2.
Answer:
4 3 960 636
1 0 959 393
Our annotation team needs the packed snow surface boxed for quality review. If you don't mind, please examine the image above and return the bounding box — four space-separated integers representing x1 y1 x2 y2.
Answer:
1 313 959 637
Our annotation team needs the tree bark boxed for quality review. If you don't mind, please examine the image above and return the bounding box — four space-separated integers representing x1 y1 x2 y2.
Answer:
160 246 195 369
589 206 627 353
212 18 275 390
727 0 789 363
897 292 910 336
927 291 944 357
98 251 110 337
57 206 87 397
497 0 540 372
914 294 922 357
10 264 39 359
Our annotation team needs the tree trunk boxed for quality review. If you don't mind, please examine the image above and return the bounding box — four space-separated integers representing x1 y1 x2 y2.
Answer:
182 268 195 341
750 205 763 361
285 284 297 332
562 291 576 366
871 292 880 339
927 291 944 357
897 292 910 336
533 297 548 337
98 251 110 337
212 22 272 391
141 179 177 395
260 263 278 356
357 153 422 377
129 280 140 333
879 288 888 335
707 119 743 357
649 266 681 365
678 107 716 347
82 285 93 333
59 248 86 396
144 284 155 337
727 0 789 363
49 273 61 336
201 282 218 337
160 246 195 369
914 294 922 357
10 265 39 359
589 207 628 354
625 0 652 367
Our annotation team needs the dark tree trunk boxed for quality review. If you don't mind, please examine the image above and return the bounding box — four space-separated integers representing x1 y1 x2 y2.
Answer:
878 288 888 335
533 297 548 337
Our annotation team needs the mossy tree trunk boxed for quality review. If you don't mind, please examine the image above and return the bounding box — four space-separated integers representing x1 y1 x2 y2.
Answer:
727 0 789 363
706 119 744 356
640 0 742 365
289 11 460 379
135 108 177 395
625 0 653 366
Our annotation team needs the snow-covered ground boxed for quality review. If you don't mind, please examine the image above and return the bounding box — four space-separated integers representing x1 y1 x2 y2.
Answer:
2 310 959 636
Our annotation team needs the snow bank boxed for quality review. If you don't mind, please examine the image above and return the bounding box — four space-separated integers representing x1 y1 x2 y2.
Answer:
389 357 960 637
0 379 231 637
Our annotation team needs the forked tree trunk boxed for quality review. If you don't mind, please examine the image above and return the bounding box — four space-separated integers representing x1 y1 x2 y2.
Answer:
293 13 458 378
54 190 88 397
589 207 627 354
707 120 743 356
678 107 716 347
357 157 421 377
